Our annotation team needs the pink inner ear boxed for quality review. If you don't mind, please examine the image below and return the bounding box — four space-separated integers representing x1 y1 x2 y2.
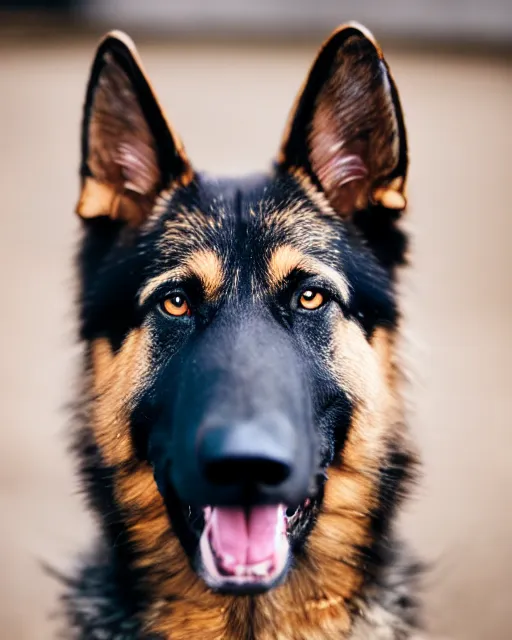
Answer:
88 56 161 199
310 103 369 215
319 152 368 188
116 141 159 195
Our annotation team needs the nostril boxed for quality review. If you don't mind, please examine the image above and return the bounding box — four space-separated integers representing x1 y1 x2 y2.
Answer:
203 456 291 487
198 419 295 489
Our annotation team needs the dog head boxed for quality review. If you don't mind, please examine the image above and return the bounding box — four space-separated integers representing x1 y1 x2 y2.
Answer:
76 24 410 604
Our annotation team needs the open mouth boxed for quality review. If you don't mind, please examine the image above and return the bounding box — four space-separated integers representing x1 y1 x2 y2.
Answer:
199 504 289 591
163 484 322 593
195 499 316 592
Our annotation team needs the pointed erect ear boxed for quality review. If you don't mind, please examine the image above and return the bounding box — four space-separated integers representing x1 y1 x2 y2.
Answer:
278 23 408 217
77 31 193 224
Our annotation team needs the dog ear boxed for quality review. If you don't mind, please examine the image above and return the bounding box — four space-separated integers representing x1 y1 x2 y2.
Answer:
278 23 407 218
76 31 192 225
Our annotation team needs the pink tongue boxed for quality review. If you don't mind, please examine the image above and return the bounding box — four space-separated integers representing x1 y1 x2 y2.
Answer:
210 505 281 569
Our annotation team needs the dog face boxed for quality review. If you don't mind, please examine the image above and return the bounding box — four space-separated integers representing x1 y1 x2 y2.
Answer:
76 25 409 603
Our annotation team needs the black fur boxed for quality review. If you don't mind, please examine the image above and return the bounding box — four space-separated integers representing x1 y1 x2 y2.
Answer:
62 24 421 639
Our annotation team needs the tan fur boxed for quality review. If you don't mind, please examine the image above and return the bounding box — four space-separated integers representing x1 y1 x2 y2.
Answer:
258 197 338 271
77 32 193 224
267 244 350 304
278 24 407 217
89 318 403 639
76 177 119 220
77 54 161 223
91 330 152 466
139 249 225 305
76 21 415 640
161 206 226 256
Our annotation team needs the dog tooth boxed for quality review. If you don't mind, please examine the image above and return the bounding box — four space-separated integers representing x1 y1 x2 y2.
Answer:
250 560 273 576
221 553 236 568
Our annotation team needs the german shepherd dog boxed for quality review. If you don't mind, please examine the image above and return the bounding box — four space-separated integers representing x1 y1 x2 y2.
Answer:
65 22 422 639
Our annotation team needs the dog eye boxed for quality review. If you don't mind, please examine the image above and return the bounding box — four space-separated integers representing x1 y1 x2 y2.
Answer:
298 289 325 311
160 293 191 317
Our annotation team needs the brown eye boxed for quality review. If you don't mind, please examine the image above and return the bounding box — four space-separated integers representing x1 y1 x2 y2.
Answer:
161 294 191 317
299 289 325 310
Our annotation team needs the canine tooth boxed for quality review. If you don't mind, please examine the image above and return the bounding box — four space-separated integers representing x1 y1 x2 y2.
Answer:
234 565 246 577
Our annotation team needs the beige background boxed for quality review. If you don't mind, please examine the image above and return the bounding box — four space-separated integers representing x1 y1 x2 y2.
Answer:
0 34 511 639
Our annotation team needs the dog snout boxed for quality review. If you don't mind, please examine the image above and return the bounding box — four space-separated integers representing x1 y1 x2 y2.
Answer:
199 416 295 489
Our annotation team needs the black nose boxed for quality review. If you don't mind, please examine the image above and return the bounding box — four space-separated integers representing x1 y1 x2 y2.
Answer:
199 418 294 488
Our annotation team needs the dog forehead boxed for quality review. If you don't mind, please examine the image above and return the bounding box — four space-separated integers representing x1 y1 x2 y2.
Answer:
155 172 343 264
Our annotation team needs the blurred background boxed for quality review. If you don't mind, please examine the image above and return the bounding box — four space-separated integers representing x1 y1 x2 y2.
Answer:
0 1 511 639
